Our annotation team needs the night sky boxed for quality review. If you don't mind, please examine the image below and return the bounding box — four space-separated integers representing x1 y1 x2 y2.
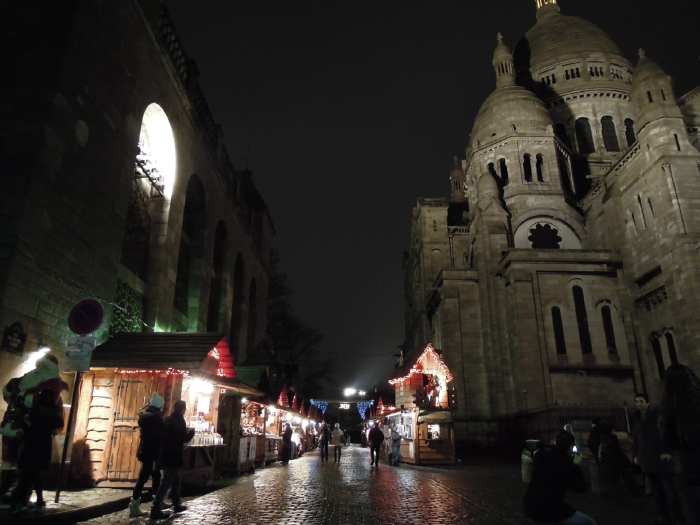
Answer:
166 0 699 395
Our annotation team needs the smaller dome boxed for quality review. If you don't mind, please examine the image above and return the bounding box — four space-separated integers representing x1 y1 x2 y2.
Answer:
470 85 552 147
632 49 667 89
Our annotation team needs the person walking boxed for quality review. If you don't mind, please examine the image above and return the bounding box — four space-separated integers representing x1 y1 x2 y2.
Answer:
524 430 596 525
319 422 330 463
150 401 194 520
368 424 384 467
281 423 293 464
659 364 700 525
129 393 165 518
390 425 402 466
10 388 64 513
631 393 675 525
331 423 344 463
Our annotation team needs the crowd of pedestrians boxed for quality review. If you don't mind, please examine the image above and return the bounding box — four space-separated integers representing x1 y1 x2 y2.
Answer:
524 363 700 525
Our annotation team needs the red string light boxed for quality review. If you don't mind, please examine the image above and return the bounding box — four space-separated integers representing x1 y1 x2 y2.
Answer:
115 368 189 376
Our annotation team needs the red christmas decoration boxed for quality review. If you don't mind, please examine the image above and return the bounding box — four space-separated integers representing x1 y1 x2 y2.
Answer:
291 393 299 412
277 386 289 408
300 400 307 417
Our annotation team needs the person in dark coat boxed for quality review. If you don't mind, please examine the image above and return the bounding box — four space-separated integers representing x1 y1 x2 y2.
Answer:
368 425 384 467
319 423 330 463
281 423 293 464
150 400 194 520
129 393 165 517
597 420 639 495
524 430 596 525
587 418 601 464
632 393 675 524
10 388 64 512
659 364 700 525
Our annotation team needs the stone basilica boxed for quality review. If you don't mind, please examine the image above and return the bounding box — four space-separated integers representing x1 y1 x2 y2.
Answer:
403 0 700 448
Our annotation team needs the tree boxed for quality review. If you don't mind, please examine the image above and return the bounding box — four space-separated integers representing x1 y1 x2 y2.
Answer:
265 250 331 399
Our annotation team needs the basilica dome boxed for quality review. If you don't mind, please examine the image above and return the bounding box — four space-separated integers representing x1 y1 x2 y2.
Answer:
470 85 552 148
470 34 553 148
516 4 628 75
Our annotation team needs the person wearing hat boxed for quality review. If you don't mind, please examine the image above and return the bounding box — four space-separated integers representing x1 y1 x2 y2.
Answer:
129 393 165 518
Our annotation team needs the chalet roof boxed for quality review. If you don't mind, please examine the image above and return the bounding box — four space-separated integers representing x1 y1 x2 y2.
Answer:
91 332 263 397
91 332 225 370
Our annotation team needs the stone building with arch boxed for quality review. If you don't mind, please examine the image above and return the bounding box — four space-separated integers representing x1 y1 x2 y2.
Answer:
403 0 700 449
0 1 274 407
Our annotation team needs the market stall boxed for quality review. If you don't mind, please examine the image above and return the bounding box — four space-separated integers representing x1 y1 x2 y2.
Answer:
387 343 456 465
73 333 262 487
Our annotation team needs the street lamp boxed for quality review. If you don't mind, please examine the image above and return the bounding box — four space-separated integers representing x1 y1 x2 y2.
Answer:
343 387 357 397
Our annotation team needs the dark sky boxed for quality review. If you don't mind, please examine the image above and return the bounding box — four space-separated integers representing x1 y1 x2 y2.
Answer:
166 0 699 395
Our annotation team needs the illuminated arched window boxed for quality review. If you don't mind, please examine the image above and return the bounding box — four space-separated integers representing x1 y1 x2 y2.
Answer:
523 154 533 182
137 103 177 200
575 118 595 155
601 116 620 152
573 286 592 354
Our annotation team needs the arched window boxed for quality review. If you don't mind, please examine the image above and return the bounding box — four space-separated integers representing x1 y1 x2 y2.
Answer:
552 307 567 355
206 221 227 332
575 118 595 154
174 175 206 330
523 154 533 183
651 335 665 379
229 254 245 360
624 119 636 147
498 158 509 186
665 332 679 365
555 124 571 148
601 116 620 152
601 305 617 354
247 279 257 360
572 286 592 354
536 154 545 182
488 162 498 179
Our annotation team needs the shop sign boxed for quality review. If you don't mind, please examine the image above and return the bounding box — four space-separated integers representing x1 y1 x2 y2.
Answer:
2 322 27 355
64 334 96 372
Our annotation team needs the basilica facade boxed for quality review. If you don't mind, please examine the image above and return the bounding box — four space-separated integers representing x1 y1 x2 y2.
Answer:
403 0 700 449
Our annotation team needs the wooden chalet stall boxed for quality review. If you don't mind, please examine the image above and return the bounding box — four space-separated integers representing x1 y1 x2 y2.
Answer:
388 344 456 465
73 333 262 487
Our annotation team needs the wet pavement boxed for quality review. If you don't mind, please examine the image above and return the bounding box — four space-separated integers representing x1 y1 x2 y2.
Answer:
81 445 654 525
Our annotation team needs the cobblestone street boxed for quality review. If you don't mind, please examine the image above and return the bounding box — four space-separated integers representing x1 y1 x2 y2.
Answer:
81 445 654 525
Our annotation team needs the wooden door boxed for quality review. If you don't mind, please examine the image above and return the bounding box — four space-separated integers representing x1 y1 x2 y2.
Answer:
106 375 155 481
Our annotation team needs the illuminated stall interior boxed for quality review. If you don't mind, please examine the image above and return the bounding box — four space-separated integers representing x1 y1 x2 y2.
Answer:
388 343 456 465
74 333 260 485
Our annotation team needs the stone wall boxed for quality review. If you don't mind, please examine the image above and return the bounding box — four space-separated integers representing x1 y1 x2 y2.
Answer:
0 2 273 412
